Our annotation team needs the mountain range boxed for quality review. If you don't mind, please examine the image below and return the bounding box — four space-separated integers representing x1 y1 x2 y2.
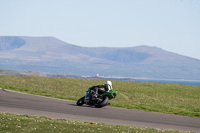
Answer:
0 36 200 80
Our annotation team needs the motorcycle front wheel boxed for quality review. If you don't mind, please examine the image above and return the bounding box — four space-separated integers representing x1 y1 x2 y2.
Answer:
95 96 109 108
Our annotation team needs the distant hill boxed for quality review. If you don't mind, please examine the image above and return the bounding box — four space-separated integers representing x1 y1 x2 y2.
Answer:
0 69 22 76
0 36 200 80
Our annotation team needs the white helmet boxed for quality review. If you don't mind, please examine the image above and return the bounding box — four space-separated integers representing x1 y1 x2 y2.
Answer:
105 81 112 91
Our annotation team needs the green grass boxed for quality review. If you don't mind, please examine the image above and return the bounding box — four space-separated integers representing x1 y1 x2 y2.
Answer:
0 112 194 133
0 76 200 117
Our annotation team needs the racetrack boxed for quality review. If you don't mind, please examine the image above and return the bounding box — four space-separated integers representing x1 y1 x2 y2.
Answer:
0 88 200 132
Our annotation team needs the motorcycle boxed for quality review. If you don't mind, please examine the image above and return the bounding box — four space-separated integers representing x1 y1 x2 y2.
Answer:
77 88 117 108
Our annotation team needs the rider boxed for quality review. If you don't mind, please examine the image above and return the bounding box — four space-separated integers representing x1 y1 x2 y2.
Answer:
84 81 113 102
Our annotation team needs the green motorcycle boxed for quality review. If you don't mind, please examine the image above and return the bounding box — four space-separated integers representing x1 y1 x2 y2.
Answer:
77 88 117 108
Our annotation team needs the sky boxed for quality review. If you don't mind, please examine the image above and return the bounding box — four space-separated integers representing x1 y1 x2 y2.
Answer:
0 0 200 59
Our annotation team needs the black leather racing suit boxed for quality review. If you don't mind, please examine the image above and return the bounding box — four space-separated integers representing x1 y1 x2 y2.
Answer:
89 84 110 95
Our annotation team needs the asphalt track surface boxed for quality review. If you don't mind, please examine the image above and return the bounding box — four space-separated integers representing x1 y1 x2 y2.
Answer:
0 88 200 132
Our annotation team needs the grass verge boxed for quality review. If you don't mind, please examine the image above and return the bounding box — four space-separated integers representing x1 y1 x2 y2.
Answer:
0 112 194 133
0 76 200 117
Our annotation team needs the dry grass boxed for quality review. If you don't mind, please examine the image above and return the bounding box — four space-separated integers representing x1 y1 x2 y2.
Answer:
0 112 193 133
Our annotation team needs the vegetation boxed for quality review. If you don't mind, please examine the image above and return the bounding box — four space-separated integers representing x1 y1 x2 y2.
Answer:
0 69 22 76
0 112 194 133
0 76 200 117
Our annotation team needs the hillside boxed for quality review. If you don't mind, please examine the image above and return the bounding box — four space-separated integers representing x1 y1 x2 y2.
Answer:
0 76 200 117
0 36 200 80
0 69 22 76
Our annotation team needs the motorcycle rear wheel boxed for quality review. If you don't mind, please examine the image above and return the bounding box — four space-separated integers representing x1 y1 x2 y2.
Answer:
77 96 85 106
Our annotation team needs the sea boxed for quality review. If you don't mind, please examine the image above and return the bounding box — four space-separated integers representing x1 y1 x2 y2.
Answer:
134 79 200 86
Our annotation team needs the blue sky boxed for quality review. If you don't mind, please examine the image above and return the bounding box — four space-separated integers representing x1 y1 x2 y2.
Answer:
0 0 200 59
